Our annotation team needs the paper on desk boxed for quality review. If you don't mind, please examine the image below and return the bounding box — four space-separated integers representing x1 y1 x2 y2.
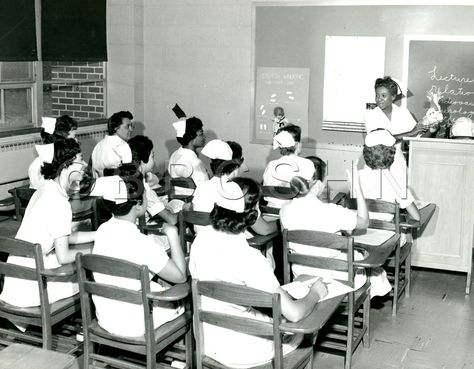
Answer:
352 228 395 246
414 200 430 210
281 276 353 301
166 199 185 214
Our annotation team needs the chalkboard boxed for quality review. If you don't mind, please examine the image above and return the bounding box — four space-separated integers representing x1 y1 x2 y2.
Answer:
404 37 474 122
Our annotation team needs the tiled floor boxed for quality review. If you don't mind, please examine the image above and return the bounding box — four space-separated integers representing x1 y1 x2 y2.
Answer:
1 217 473 369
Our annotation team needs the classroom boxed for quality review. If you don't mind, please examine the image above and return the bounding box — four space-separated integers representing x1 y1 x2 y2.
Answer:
0 1 473 368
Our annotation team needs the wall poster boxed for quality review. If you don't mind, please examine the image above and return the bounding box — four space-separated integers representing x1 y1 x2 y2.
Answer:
253 67 310 144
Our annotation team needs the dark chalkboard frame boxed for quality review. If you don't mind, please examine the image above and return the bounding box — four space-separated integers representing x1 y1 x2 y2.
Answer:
402 35 474 123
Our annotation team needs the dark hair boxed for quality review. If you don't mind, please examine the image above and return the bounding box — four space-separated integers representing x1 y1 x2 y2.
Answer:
176 117 203 146
227 141 243 161
107 111 133 136
276 124 301 155
102 163 144 216
374 76 399 97
363 145 396 170
290 156 327 197
40 115 77 144
128 135 153 164
209 177 260 234
40 139 81 179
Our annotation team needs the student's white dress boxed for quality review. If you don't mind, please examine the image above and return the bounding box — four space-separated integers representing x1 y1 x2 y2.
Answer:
280 196 392 298
0 180 78 307
168 147 209 197
262 155 314 208
92 217 184 337
189 226 302 368
91 135 132 177
364 104 417 170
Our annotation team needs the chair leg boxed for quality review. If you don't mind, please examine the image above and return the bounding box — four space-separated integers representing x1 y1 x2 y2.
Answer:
362 294 370 348
392 246 401 316
344 293 354 369
405 252 411 298
185 326 194 369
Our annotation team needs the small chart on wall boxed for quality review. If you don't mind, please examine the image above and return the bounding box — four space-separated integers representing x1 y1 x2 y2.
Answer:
254 67 310 143
403 35 474 123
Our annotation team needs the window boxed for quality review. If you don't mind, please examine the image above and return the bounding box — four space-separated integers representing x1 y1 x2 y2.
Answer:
0 61 106 133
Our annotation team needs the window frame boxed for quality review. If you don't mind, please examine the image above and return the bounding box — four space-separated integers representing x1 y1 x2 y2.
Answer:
0 0 107 137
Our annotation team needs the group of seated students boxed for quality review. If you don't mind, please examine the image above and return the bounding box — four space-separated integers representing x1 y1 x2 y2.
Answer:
0 106 421 368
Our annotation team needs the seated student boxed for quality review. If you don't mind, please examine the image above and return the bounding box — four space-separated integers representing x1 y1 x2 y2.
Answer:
262 125 314 208
189 177 328 368
128 135 178 225
358 129 420 223
91 164 187 337
29 115 78 189
193 139 277 236
168 117 208 196
91 111 134 177
1 139 95 308
280 156 392 298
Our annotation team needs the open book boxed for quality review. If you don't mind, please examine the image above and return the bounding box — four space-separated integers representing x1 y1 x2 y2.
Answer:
281 276 354 301
352 228 395 246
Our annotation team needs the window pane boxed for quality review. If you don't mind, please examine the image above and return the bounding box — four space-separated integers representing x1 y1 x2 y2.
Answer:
43 61 106 121
0 88 33 131
0 62 33 82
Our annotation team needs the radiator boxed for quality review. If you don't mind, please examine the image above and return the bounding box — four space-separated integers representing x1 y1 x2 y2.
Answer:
0 124 107 199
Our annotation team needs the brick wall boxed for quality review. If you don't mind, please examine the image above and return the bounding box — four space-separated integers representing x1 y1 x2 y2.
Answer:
48 62 105 120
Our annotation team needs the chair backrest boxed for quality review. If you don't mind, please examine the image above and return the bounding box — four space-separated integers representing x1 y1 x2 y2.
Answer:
12 186 36 221
281 229 355 286
0 236 51 329
261 186 298 201
178 210 211 253
76 254 156 351
192 279 285 369
167 176 196 202
345 198 400 233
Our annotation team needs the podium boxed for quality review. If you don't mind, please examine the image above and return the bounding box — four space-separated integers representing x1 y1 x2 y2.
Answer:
405 137 474 294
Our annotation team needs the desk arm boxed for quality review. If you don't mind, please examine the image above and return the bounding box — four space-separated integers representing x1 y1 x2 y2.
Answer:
42 263 77 282
148 281 191 303
247 232 279 247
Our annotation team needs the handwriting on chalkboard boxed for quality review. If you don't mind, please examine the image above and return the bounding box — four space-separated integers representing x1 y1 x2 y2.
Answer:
427 66 474 118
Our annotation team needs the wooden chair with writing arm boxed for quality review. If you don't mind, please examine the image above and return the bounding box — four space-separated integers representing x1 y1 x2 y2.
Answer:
76 253 193 369
282 229 370 369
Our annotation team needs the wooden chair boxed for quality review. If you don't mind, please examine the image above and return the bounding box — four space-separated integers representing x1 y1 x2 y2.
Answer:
0 236 81 353
167 177 196 203
76 254 193 369
178 210 278 256
192 279 313 369
282 229 370 369
346 198 408 316
10 185 98 231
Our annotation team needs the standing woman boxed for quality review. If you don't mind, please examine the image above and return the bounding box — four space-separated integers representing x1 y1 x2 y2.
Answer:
91 111 134 177
364 76 417 168
1 139 95 308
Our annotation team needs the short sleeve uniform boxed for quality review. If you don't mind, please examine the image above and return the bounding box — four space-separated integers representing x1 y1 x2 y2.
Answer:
262 155 315 208
0 180 76 307
92 217 183 337
280 196 391 297
189 226 301 368
91 135 132 177
168 148 209 197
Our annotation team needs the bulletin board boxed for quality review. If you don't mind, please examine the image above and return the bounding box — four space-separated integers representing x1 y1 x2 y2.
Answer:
403 35 474 122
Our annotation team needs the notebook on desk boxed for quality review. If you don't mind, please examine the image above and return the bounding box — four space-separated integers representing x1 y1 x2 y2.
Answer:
414 200 430 210
352 228 395 246
281 276 353 301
